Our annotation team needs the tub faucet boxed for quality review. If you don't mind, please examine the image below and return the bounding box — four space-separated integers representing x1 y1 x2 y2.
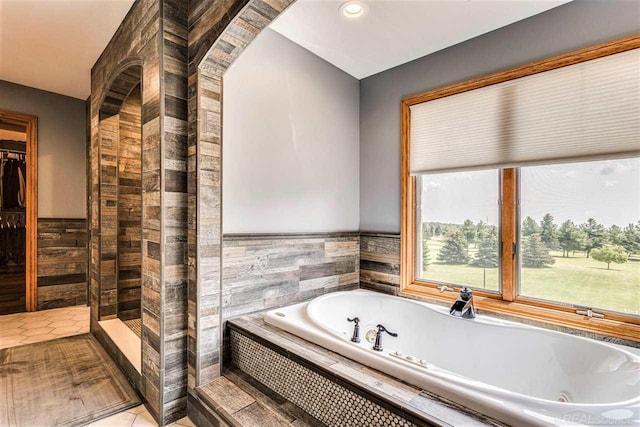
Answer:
449 287 476 319
347 317 361 343
373 324 398 352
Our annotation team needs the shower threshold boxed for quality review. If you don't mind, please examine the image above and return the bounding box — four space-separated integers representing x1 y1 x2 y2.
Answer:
123 318 142 338
98 318 142 373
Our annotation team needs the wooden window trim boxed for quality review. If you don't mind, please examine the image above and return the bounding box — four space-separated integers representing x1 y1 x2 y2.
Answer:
0 109 38 312
400 34 640 343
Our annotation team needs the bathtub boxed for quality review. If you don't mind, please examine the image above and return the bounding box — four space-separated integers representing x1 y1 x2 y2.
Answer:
264 290 640 426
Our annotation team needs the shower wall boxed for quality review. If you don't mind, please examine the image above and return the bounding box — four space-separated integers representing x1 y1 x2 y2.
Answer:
117 86 142 321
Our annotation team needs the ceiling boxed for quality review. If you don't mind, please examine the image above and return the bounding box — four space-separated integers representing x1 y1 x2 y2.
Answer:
270 0 572 80
0 0 134 100
0 0 570 99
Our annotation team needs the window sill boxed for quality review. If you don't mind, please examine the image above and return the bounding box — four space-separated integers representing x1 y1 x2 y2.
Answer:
402 282 640 343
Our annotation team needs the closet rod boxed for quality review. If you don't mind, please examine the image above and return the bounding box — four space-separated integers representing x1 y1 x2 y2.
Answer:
0 148 26 155
0 140 27 154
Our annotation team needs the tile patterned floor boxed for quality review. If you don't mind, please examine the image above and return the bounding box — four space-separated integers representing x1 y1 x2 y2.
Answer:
87 405 195 427
0 305 90 349
0 307 195 427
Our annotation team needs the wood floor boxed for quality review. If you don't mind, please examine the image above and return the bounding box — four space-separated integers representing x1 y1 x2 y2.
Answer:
0 334 141 426
0 267 25 315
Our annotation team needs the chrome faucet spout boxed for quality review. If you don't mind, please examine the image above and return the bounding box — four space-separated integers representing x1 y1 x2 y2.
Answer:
449 287 476 319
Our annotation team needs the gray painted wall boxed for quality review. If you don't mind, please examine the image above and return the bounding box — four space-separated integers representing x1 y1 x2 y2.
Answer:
0 80 87 218
360 0 640 232
223 29 360 233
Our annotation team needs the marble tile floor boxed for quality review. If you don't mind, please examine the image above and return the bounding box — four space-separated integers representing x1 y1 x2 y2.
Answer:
87 405 195 427
0 305 90 349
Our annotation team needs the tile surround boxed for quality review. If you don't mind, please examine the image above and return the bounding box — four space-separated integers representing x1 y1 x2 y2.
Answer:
228 315 502 427
231 331 416 427
117 85 143 322
187 0 297 391
219 233 360 366
90 0 189 423
359 232 401 295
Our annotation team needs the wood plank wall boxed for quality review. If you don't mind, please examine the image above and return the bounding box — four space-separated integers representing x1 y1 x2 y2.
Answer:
117 86 142 321
37 219 88 310
187 0 295 390
221 232 360 364
222 233 360 319
90 0 190 422
360 233 401 295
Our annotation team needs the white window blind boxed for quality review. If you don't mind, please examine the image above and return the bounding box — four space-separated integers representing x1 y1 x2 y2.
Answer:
409 49 640 175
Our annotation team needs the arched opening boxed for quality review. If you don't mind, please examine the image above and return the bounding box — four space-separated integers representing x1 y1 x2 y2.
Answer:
116 84 142 329
96 63 143 367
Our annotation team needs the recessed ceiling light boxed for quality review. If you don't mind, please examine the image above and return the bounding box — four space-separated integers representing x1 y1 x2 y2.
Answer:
339 1 368 19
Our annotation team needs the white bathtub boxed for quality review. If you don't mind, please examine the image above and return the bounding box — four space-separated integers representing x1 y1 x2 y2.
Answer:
264 290 640 426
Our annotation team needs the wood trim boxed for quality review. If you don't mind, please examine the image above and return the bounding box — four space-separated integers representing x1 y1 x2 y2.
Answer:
514 295 640 326
403 34 640 107
399 35 640 341
403 283 640 342
501 169 516 302
400 101 414 292
0 109 37 312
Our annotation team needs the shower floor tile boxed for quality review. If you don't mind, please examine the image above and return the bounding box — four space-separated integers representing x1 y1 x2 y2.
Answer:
0 305 89 349
123 318 142 338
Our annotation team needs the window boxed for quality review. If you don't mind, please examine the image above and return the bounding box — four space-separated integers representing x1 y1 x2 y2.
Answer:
416 170 500 292
400 35 640 341
519 158 640 316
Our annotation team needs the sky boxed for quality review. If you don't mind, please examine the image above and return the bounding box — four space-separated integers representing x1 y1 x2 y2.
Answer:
420 158 640 228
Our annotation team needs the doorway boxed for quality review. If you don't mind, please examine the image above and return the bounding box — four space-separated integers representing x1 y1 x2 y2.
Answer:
0 109 37 315
95 64 144 374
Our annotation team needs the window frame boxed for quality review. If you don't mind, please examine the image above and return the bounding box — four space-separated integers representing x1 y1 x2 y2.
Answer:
400 35 640 342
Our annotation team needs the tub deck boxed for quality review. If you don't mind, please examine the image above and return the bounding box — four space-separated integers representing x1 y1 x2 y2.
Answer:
227 314 504 427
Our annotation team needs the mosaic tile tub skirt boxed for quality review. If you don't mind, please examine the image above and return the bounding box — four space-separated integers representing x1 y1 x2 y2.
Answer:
230 329 417 427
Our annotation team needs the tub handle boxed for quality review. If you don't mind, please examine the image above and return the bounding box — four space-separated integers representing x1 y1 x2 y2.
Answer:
347 317 361 343
373 324 398 352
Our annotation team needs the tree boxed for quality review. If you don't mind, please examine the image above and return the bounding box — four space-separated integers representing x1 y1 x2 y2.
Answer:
422 223 432 240
607 225 625 246
521 234 555 268
437 231 470 264
460 219 477 246
581 218 606 258
422 226 431 271
591 244 628 270
434 224 442 237
422 240 431 271
622 222 640 257
522 216 541 237
557 220 587 258
471 230 499 268
539 213 559 250
476 220 488 242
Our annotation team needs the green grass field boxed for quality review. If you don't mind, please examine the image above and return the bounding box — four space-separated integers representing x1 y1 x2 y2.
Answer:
421 237 640 315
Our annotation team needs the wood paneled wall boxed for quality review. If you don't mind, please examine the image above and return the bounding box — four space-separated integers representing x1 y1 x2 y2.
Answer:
360 233 401 295
222 233 359 318
37 219 88 310
89 0 189 423
117 86 142 321
187 0 295 391
220 233 360 364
